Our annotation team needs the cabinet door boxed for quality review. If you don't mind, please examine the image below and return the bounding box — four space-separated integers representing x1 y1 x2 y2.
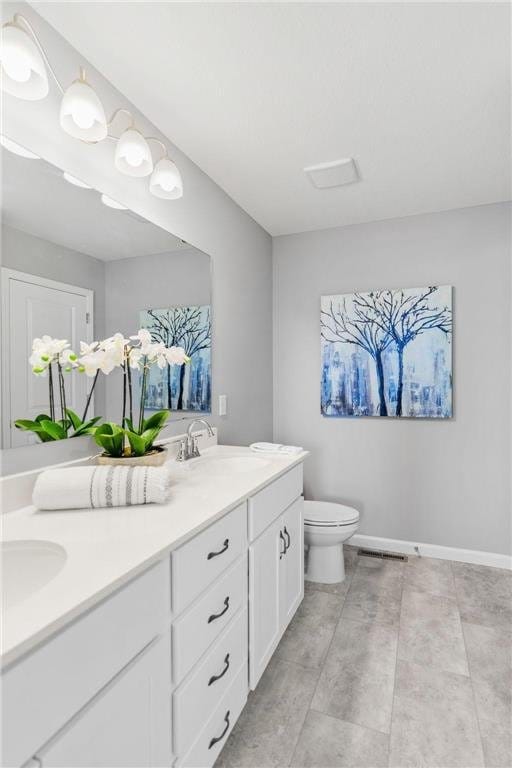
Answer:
249 516 283 688
34 636 172 768
280 497 304 631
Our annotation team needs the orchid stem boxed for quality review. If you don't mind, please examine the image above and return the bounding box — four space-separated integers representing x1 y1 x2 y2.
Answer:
138 357 148 434
82 370 99 422
127 361 133 424
57 363 67 432
122 361 127 426
48 363 55 421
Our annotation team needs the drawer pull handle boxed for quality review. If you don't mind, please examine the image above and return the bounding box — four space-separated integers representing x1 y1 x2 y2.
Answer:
208 710 230 749
207 538 229 560
279 530 286 559
284 526 291 551
208 596 230 623
208 653 230 686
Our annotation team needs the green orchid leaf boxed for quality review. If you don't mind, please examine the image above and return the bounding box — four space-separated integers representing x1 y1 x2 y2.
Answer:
126 430 146 457
14 419 42 431
94 422 125 456
65 408 82 431
72 416 102 437
35 413 52 423
94 433 116 455
123 417 135 433
14 420 56 442
40 420 67 440
141 427 161 451
142 410 169 432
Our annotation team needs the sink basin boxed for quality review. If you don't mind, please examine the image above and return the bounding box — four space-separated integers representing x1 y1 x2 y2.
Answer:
1 540 67 610
190 455 269 475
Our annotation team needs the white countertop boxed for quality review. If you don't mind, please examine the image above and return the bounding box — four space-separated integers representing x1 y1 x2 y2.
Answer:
1 444 307 668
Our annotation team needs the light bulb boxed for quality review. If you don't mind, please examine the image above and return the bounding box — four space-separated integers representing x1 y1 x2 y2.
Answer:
125 148 144 167
149 157 183 200
0 22 49 100
72 104 95 131
3 48 31 82
101 194 127 210
60 73 107 142
0 135 40 158
114 128 153 178
63 172 92 189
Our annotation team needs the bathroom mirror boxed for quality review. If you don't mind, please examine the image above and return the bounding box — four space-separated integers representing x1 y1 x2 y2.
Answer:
0 142 212 449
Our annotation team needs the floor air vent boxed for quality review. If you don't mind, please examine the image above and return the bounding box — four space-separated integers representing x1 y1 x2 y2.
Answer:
357 548 408 562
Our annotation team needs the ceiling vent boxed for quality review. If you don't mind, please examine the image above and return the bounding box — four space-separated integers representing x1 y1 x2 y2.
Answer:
304 157 359 189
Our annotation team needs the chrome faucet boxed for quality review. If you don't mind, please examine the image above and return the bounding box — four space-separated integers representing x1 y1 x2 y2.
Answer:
176 419 215 461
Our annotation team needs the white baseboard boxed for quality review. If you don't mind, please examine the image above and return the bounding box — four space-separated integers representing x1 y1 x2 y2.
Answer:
349 533 512 571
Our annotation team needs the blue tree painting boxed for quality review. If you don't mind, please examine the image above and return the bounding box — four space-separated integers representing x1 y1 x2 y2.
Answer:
140 305 211 413
321 286 452 418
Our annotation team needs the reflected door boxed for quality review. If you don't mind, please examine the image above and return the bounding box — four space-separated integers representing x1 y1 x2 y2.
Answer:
2 270 92 447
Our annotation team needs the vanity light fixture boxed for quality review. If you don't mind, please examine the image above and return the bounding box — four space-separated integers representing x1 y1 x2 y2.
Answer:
115 127 153 177
0 16 49 100
1 13 183 198
60 67 108 143
148 138 183 199
63 172 92 189
0 135 40 159
101 194 127 210
150 157 183 199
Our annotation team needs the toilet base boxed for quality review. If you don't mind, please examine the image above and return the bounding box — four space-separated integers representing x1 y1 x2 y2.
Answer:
306 543 345 584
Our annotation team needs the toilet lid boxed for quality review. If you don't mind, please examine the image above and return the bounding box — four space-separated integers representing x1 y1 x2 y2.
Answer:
304 501 359 527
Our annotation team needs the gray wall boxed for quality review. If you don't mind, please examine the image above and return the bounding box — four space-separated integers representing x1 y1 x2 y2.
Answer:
1 1 273 472
104 248 210 422
1 225 107 415
273 203 511 555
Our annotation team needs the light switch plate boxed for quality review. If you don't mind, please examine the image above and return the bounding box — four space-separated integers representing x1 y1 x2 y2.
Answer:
218 394 227 416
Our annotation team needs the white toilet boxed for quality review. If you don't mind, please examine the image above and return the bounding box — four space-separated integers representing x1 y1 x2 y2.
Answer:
304 501 359 583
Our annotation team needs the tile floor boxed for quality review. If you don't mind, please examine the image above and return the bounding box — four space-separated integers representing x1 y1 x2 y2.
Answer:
217 547 511 768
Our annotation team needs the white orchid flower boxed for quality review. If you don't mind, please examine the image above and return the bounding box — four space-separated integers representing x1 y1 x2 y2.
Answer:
165 346 190 366
101 333 128 360
59 348 79 373
79 348 114 377
79 350 104 377
79 340 99 356
130 329 153 355
98 349 119 375
141 341 164 367
128 347 144 369
49 338 70 357
29 335 72 372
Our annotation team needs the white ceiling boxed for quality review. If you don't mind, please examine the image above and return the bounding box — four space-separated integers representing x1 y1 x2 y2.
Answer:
2 149 186 260
34 2 511 236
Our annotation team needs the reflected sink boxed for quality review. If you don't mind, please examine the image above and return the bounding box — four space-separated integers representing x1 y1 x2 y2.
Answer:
1 540 67 610
190 456 270 475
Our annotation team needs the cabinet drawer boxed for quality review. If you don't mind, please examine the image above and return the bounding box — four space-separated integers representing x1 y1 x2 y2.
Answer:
172 556 247 684
3 560 170 768
178 662 248 768
172 503 247 615
248 464 303 541
173 608 247 757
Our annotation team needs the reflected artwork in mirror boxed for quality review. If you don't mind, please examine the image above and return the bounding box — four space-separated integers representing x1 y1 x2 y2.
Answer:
141 306 211 413
0 140 212 451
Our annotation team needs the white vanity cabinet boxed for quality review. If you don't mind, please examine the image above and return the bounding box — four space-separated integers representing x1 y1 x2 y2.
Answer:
171 502 249 767
30 636 172 768
3 561 171 768
248 466 304 688
279 497 304 629
3 458 306 768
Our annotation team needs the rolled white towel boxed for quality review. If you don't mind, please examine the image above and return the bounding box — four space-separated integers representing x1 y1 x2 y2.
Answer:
33 465 172 511
250 442 303 455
